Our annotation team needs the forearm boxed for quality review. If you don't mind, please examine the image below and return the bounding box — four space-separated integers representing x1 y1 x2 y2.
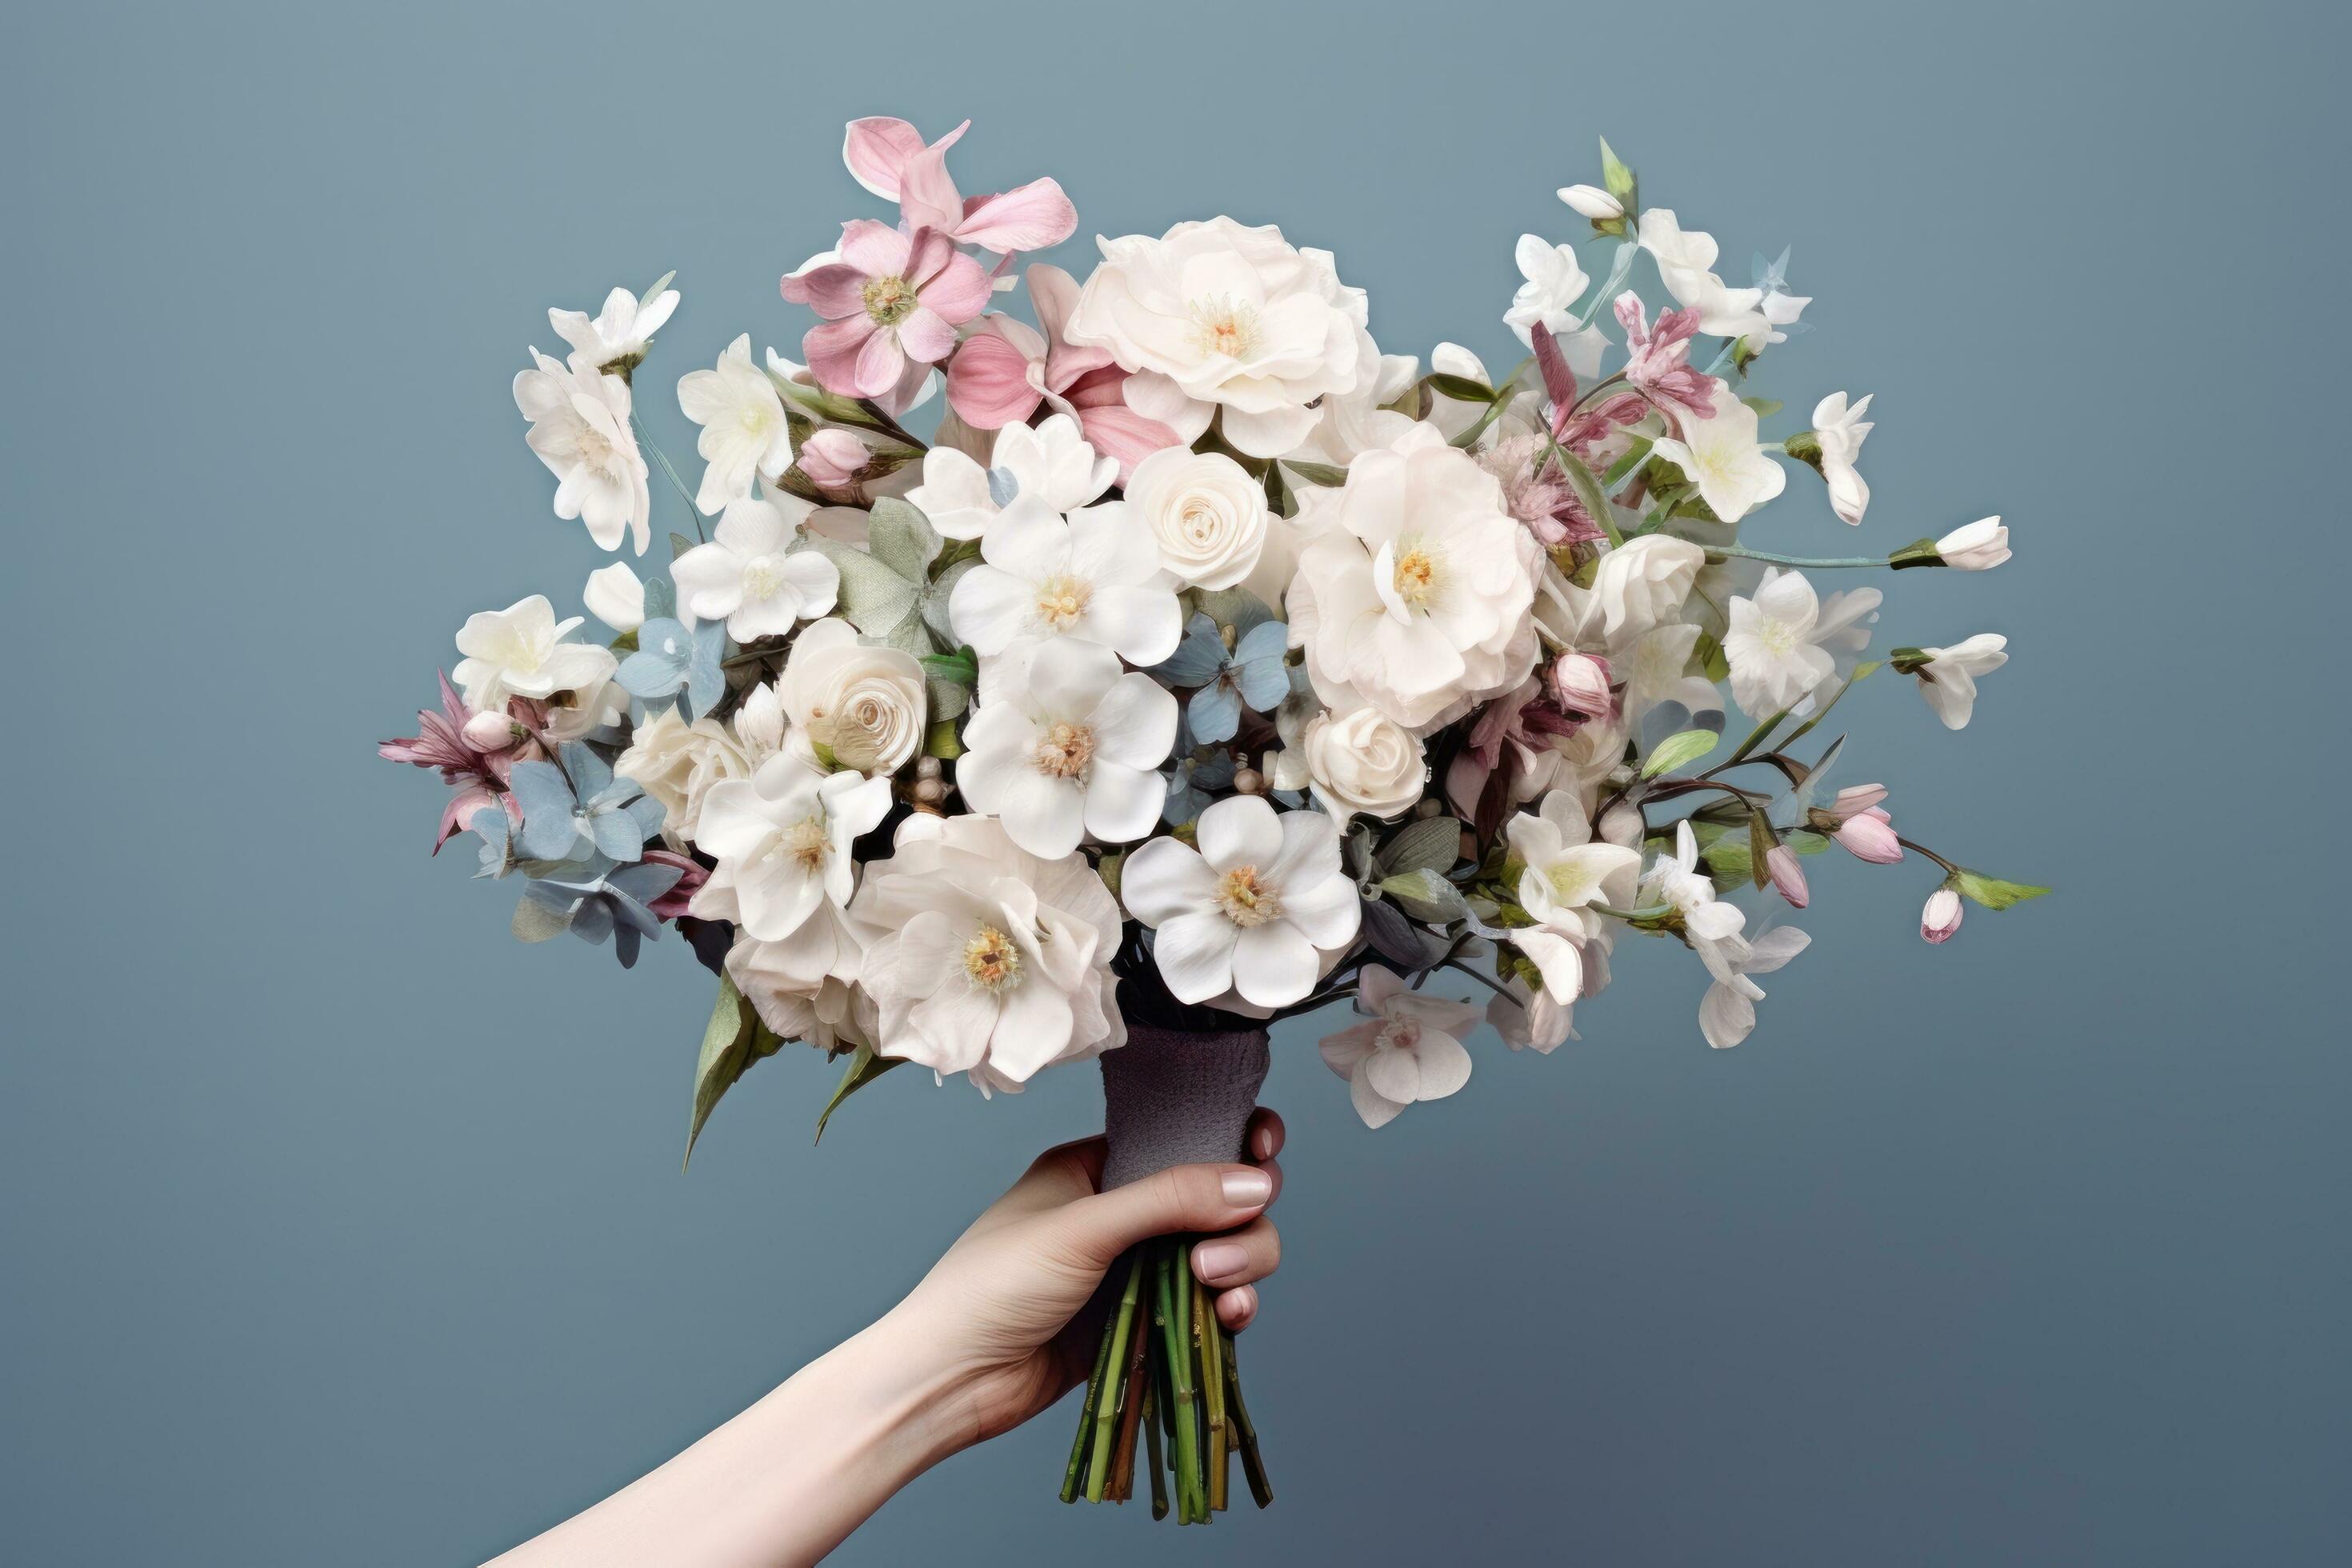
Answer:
491 1310 965 1568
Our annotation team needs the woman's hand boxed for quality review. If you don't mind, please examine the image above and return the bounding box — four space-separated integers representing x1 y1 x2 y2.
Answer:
886 1107 1286 1451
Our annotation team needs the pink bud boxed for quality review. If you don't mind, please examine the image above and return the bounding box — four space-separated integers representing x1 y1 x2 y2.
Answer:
1921 887 1963 943
1550 652 1614 718
1833 806 1904 865
1765 844 1809 907
1829 782 1888 821
463 710 519 751
796 427 870 490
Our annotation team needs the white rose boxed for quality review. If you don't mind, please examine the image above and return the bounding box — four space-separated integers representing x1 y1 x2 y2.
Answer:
1301 706 1427 822
1126 446 1269 590
778 618 926 776
1066 217 1376 459
614 706 753 845
1587 535 1707 650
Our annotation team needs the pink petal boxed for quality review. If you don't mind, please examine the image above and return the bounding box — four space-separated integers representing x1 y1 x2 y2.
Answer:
778 262 870 320
1530 323 1577 438
841 117 928 200
953 177 1078 254
946 334 1044 428
893 304 958 366
803 316 879 398
896 128 968 235
1074 402 1182 485
836 218 909 279
853 324 909 396
913 249 994 326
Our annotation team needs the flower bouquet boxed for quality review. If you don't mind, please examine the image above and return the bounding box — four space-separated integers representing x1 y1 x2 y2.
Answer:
381 118 2044 1522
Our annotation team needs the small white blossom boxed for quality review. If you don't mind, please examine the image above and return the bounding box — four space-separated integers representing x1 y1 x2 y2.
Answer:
1317 966 1481 1128
671 494 841 641
1811 391 1874 525
549 280 679 371
677 334 792 514
1935 517 2011 571
1648 381 1786 523
450 594 618 713
513 350 651 554
1911 634 2009 730
958 639 1178 859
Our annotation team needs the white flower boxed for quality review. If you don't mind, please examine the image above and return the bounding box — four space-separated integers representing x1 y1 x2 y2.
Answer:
903 414 1116 541
1505 790 1642 1003
1122 796 1362 1008
1278 350 1422 467
1910 634 2008 730
1066 217 1377 459
1648 381 1786 522
1588 534 1708 650
450 594 618 713
1642 822 1750 984
1124 446 1269 590
958 640 1178 858
1288 424 1538 732
690 752 893 944
513 350 651 554
947 496 1182 665
1317 966 1480 1128
726 958 872 1057
583 562 646 633
1812 391 1874 525
1934 516 2010 571
1637 210 1770 341
671 494 840 641
1557 184 1624 221
777 618 927 775
1504 234 1590 348
548 280 679 371
677 334 793 514
1698 926 1810 1049
1722 568 1842 716
1486 978 1579 1054
1299 705 1427 822
850 814 1125 1090
616 684 789 846
541 664 629 743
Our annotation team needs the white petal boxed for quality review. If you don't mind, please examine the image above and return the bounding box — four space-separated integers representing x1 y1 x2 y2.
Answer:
1086 674 1178 767
1362 1041 1422 1105
1195 795 1282 873
1349 1068 1406 1129
1230 922 1317 1007
1412 1032 1474 1101
1082 762 1166 845
1120 837 1218 926
1153 910 1242 1004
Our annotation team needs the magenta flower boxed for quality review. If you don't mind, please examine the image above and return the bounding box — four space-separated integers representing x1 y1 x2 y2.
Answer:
782 222 993 401
1444 678 1587 827
378 671 538 853
1614 292 1718 426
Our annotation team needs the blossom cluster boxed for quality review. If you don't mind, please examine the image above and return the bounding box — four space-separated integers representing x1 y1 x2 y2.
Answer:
383 125 2042 1143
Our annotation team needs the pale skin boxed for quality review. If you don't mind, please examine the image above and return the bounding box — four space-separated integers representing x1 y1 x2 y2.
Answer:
491 1110 1286 1567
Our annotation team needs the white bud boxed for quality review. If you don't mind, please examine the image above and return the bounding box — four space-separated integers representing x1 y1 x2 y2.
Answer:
1557 184 1625 221
1934 516 2010 571
583 561 646 633
1921 887 1964 944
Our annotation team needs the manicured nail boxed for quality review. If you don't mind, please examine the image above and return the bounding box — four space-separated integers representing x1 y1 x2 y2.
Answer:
1221 1169 1272 1206
1194 1241 1249 1280
1252 1126 1276 1158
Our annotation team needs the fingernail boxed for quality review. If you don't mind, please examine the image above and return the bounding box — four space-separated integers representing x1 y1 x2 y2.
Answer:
1221 1286 1258 1328
1221 1169 1272 1207
1194 1241 1249 1280
1252 1126 1276 1158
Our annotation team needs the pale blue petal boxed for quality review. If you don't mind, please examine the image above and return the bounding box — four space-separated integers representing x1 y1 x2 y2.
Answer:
1187 681 1241 743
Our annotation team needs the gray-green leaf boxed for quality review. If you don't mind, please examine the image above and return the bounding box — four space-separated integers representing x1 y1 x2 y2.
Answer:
1950 869 2052 910
685 976 776 1168
1640 728 1719 778
1376 816 1464 878
815 1044 904 1143
1379 867 1469 924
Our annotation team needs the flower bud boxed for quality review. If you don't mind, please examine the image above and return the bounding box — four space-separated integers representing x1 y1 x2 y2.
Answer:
1921 886 1963 943
582 561 646 634
1232 766 1267 796
1827 782 1889 821
1549 651 1615 719
1833 806 1904 865
1765 844 1809 908
463 710 522 751
1934 516 2010 571
796 427 870 490
1557 183 1624 221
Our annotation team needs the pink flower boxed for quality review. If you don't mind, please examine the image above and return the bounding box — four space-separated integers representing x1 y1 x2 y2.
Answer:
1549 652 1615 719
1921 887 1963 944
944 262 1182 481
840 117 1077 256
1833 806 1904 865
1766 844 1810 908
795 427 870 492
1444 678 1586 829
1828 783 1889 819
378 671 542 853
642 850 709 922
782 222 993 402
1614 292 1717 426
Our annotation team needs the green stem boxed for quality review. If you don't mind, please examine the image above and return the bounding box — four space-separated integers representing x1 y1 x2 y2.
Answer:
1061 1276 1119 1504
1086 1250 1146 1502
1162 1246 1206 1522
632 414 705 542
1222 1326 1274 1509
1706 543 1887 570
1194 1269 1229 1512
1897 836 1961 874
1142 1378 1168 1520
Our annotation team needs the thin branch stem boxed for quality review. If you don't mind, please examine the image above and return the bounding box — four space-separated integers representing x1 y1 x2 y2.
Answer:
632 414 705 542
1706 543 1886 570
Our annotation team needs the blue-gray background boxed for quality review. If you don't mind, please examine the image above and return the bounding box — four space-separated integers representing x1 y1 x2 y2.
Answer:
4 1 2345 1562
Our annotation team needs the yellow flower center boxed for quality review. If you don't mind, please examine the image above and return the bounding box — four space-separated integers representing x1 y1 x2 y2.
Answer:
1032 721 1095 780
1214 866 1282 928
862 274 918 327
1391 543 1439 607
780 816 830 873
1033 573 1093 631
962 923 1022 992
1186 294 1261 361
742 554 786 602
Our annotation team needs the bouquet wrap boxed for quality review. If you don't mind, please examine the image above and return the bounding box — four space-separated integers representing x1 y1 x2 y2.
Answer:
1098 1026 1270 1190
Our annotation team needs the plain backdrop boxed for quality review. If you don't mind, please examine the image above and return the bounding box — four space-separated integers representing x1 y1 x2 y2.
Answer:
4 1 2346 1562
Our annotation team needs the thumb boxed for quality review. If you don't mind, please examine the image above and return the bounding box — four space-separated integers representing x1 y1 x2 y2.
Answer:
1047 1164 1274 1274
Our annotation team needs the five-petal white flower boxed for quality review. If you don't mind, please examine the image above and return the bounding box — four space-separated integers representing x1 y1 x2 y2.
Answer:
1722 567 1843 717
1122 796 1362 1008
690 752 894 945
904 414 1117 541
549 280 679 372
1911 634 2009 729
1506 790 1643 1004
1698 926 1811 1049
1317 965 1482 1128
671 494 841 641
1648 381 1787 522
958 639 1178 858
677 334 793 514
1503 234 1589 346
948 496 1182 665
514 350 652 554
451 594 618 713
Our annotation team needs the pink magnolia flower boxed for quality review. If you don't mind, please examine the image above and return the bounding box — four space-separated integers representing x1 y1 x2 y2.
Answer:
377 672 543 853
1614 292 1717 426
839 117 1077 257
1765 843 1810 908
1833 806 1904 865
943 263 1182 481
1921 887 1963 944
794 427 870 492
782 222 993 402
1549 652 1615 719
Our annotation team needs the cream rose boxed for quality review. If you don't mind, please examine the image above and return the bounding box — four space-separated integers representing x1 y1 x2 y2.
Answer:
1301 705 1426 822
778 618 926 776
614 707 752 845
1126 446 1269 590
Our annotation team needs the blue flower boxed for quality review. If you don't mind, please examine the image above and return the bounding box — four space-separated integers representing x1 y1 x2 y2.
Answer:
1149 611 1290 744
618 614 725 718
1163 750 1238 823
505 742 664 865
513 855 686 969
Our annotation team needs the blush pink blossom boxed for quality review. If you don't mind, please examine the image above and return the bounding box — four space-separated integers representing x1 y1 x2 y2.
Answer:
1765 843 1810 908
1921 887 1964 943
839 117 1078 256
377 671 544 853
1549 652 1615 719
1832 806 1904 865
795 427 870 492
1614 292 1718 426
782 222 993 402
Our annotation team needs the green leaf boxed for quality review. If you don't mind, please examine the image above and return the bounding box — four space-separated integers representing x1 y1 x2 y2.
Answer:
1424 371 1498 405
1720 709 1790 770
1554 440 1626 547
1692 630 1731 683
804 536 919 636
1279 458 1350 488
1740 397 1782 419
919 648 979 687
866 498 941 582
815 1044 904 1143
1691 820 1752 885
924 716 964 760
640 270 676 304
1640 728 1719 778
1378 867 1469 924
1598 135 1636 204
1950 869 2052 911
1376 815 1464 877
670 531 698 562
1747 810 1778 890
686 976 776 1168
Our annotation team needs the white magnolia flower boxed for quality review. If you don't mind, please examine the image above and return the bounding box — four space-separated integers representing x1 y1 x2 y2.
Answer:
1288 424 1538 732
777 618 926 775
903 414 1116 541
1504 234 1590 348
958 639 1178 858
1122 796 1362 1008
1637 210 1770 341
1588 534 1709 650
1506 790 1642 1003
1649 381 1786 522
549 281 679 371
948 496 1182 665
690 752 893 945
513 350 652 554
583 562 646 633
850 814 1125 1091
1723 568 1843 716
1278 350 1422 467
1557 184 1624 221
540 664 630 743
1124 446 1269 591
672 494 840 641
1698 926 1811 1049
451 595 617 713
1066 217 1377 459
1486 977 1579 1054
1642 822 1749 984
1317 965 1481 1129
1299 704 1426 822
677 334 793 514
1910 634 2008 730
726 958 873 1057
1935 517 2010 571
1812 391 1874 525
